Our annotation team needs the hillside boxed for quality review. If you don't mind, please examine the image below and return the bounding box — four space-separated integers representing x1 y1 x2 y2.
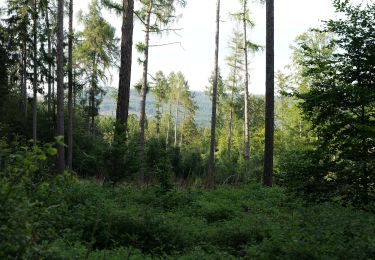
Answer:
100 88 212 126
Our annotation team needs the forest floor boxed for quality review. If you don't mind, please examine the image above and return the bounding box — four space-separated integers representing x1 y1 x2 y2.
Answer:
3 175 375 259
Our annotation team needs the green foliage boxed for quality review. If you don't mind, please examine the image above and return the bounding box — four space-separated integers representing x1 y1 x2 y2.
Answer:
291 1 375 204
1 161 375 259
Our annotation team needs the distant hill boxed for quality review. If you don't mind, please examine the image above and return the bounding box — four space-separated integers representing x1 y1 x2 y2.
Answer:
100 88 212 127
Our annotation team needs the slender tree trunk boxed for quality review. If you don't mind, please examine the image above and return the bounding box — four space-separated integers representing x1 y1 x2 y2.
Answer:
22 38 27 119
227 99 233 160
243 0 250 169
361 105 368 204
67 0 74 170
139 5 152 182
46 6 52 117
90 55 97 136
263 0 274 187
156 101 161 137
166 101 171 146
180 108 185 146
32 0 38 146
116 0 134 134
207 0 220 188
228 44 239 160
52 65 56 131
56 0 65 174
174 93 180 147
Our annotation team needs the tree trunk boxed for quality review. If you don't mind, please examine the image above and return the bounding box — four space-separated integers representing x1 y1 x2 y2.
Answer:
180 108 185 146
139 5 152 182
67 0 74 170
156 100 161 137
228 44 239 160
32 0 38 146
263 0 274 187
22 38 27 119
174 92 179 147
227 101 233 160
56 0 65 174
116 0 134 134
243 0 250 170
207 0 220 188
166 101 171 146
46 5 52 117
90 55 97 136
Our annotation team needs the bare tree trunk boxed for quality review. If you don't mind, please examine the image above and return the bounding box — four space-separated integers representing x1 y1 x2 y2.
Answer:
52 65 56 130
207 0 220 188
156 99 161 137
166 101 171 146
227 102 233 160
228 44 239 160
22 38 27 119
139 5 152 182
263 0 274 187
174 93 179 147
243 0 250 169
67 0 74 170
32 0 38 146
116 0 134 134
56 0 65 174
90 55 97 136
46 6 52 117
180 108 185 146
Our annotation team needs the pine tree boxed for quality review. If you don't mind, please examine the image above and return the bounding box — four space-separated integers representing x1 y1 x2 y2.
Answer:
207 0 221 188
136 0 186 181
56 0 65 174
263 0 274 187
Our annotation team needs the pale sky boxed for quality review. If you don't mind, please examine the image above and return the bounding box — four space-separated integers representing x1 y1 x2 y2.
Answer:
80 0 337 94
2 0 358 94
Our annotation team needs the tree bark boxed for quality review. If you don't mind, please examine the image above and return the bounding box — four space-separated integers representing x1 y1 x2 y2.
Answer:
116 0 134 134
227 99 233 160
263 0 274 187
67 0 74 170
139 4 152 182
228 43 239 160
90 55 97 136
243 0 250 170
22 38 27 119
207 0 220 188
56 0 65 175
46 5 52 117
166 101 171 146
32 0 38 146
156 102 161 137
180 108 185 146
174 92 180 147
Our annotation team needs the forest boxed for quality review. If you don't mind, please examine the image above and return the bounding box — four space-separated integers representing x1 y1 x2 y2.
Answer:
0 0 374 258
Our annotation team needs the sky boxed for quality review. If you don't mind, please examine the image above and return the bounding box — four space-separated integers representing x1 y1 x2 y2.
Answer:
0 0 344 94
98 0 336 94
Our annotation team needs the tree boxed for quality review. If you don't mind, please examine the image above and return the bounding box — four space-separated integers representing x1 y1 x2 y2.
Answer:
136 0 186 181
294 1 375 204
231 0 262 172
75 0 118 136
225 29 244 159
67 0 74 169
116 0 134 135
5 0 32 119
32 0 38 145
56 0 65 174
263 0 274 187
207 0 221 188
152 71 168 137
